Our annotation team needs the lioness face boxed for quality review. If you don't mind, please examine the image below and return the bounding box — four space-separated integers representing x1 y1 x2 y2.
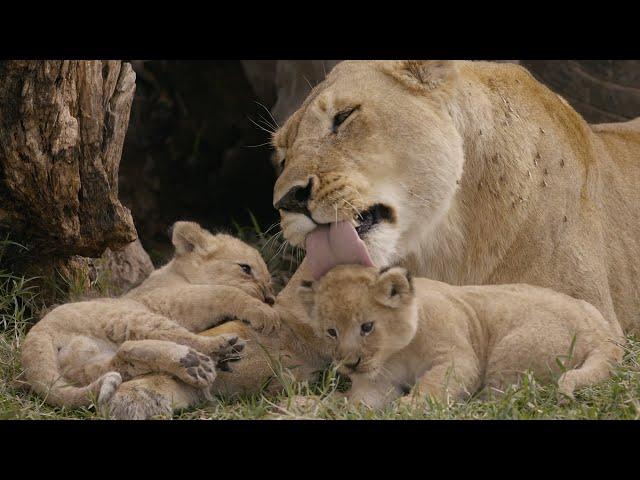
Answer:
298 265 418 378
170 221 275 305
273 60 463 270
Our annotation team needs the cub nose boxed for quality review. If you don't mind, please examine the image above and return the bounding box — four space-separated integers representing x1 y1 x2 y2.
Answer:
344 357 361 372
264 295 275 306
274 178 313 214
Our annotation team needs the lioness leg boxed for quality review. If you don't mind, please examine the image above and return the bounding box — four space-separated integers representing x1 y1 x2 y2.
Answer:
110 340 218 389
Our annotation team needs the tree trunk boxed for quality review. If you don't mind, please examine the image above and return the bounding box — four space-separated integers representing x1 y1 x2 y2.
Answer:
0 60 137 258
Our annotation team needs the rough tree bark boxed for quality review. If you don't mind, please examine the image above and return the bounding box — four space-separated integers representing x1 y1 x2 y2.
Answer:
0 61 153 293
0 61 137 257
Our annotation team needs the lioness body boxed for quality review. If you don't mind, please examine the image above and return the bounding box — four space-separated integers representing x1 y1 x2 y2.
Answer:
301 266 624 409
21 222 279 412
272 60 639 335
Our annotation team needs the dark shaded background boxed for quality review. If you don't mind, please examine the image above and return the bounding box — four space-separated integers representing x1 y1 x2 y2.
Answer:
118 60 640 263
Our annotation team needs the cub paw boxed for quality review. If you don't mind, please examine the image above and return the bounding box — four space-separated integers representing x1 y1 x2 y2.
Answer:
178 348 218 388
557 371 577 404
97 371 122 407
107 385 173 420
204 333 247 367
241 304 280 335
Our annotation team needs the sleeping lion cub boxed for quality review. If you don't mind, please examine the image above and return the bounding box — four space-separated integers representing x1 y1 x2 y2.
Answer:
298 265 624 409
21 221 279 411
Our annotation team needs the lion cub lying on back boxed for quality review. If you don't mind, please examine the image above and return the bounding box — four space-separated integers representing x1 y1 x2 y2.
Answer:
22 221 279 411
299 265 624 409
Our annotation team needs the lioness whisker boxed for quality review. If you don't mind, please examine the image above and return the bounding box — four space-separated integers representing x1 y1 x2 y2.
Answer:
254 100 280 129
257 113 278 132
247 116 275 135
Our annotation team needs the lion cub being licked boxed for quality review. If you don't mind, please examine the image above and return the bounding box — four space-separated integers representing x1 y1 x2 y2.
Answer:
21 221 279 413
298 265 624 409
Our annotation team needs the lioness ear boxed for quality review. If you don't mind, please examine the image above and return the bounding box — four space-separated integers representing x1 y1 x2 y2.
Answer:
382 60 457 92
297 280 316 318
373 266 414 308
171 221 208 256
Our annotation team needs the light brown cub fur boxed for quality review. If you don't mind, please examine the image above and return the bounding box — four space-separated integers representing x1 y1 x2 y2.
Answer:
106 309 330 419
299 265 624 409
21 221 279 411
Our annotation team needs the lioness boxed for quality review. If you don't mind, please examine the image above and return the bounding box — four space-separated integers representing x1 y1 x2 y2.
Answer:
299 265 624 409
21 221 279 410
272 60 639 335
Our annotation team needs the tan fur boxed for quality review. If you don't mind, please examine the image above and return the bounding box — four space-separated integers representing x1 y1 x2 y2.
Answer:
106 302 332 419
272 60 640 335
21 221 279 412
301 265 624 409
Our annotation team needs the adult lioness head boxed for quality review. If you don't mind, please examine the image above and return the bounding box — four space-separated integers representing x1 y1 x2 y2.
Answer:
272 61 465 278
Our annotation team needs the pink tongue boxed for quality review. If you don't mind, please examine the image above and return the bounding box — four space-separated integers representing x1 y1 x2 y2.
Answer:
305 221 375 280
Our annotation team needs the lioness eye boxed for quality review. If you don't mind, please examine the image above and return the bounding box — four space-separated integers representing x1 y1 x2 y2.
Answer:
360 322 374 335
332 107 357 133
238 264 252 276
327 328 338 338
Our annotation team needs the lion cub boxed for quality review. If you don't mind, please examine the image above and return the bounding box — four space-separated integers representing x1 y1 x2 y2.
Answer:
21 221 279 410
299 265 624 409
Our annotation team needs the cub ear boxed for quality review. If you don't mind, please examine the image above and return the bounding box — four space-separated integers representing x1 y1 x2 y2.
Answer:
171 221 208 256
297 280 316 318
373 266 414 308
382 60 457 92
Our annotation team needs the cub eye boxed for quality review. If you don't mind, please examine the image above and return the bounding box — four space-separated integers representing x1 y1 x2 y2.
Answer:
279 157 286 170
360 322 374 335
238 264 252 276
327 328 338 338
332 107 357 133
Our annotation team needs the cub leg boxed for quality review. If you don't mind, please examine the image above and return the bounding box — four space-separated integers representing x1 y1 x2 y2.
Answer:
406 354 481 406
557 341 623 399
105 373 203 420
110 340 218 389
125 313 246 365
130 285 280 334
347 375 401 410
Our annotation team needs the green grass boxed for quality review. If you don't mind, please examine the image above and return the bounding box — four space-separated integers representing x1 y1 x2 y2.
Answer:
1 230 639 420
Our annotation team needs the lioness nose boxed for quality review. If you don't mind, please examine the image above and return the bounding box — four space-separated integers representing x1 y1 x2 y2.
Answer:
274 178 313 214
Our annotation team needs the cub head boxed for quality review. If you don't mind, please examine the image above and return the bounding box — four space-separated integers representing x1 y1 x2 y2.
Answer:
169 221 275 305
297 265 418 378
272 60 464 269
